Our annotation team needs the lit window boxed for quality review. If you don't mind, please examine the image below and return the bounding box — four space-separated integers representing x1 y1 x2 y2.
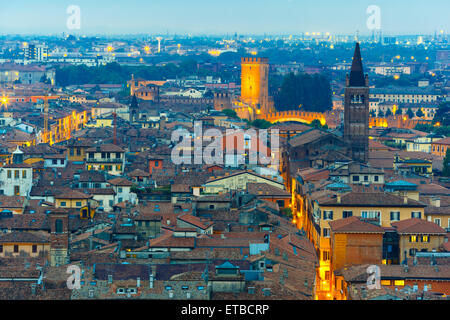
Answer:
381 280 391 286
394 280 405 286
410 235 417 242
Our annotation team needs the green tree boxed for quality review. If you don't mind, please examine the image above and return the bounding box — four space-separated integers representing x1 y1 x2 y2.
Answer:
250 119 272 129
385 108 393 117
281 207 293 219
443 148 450 177
416 108 424 118
433 102 450 126
222 109 238 119
275 72 332 112
310 119 328 130
406 108 415 119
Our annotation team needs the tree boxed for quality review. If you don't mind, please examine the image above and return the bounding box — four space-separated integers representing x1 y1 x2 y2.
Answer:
222 109 238 119
416 108 424 118
385 108 393 117
310 119 328 130
275 72 332 112
406 108 415 119
281 207 293 219
433 102 450 126
394 107 402 116
443 148 450 177
370 110 376 117
377 110 384 117
249 119 272 129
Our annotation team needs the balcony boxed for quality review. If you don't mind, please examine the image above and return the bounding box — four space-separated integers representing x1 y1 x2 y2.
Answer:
86 158 123 164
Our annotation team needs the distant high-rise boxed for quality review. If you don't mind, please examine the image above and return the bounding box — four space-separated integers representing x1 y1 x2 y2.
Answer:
24 44 48 62
344 43 369 163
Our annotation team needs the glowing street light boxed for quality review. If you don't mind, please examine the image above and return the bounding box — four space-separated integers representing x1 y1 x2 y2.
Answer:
1 95 9 109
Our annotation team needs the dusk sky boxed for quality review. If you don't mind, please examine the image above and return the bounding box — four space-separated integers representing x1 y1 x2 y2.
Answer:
0 0 449 35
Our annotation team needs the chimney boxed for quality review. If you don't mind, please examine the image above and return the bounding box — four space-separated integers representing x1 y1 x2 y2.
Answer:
108 274 113 284
137 277 141 288
403 264 409 273
337 195 341 204
403 196 408 205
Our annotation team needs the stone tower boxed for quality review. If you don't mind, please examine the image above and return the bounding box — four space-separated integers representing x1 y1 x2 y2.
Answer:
344 43 369 163
129 94 139 123
49 209 69 266
240 57 274 115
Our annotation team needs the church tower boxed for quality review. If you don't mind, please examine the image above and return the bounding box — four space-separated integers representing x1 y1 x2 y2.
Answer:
129 94 139 123
344 43 369 163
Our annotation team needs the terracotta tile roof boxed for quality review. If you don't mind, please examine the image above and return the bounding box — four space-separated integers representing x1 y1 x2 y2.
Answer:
288 129 330 148
79 170 106 182
338 264 450 282
148 236 195 248
392 218 446 234
171 184 191 193
247 182 290 197
86 143 124 153
424 205 450 216
417 183 450 196
0 232 49 243
177 214 213 230
107 177 133 186
55 190 93 199
2 163 32 168
432 137 450 146
319 192 426 207
0 196 26 208
329 216 385 233
127 169 150 177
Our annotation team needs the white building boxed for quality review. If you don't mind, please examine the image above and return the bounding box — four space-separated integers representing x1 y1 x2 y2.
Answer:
107 178 137 205
0 163 33 197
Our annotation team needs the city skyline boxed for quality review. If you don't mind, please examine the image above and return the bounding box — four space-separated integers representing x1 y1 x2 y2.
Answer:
0 0 449 36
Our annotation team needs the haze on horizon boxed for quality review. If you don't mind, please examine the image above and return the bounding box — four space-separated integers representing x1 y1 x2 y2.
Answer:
0 0 449 36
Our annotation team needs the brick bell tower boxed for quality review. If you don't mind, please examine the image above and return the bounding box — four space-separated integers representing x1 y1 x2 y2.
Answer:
344 43 369 163
49 209 70 267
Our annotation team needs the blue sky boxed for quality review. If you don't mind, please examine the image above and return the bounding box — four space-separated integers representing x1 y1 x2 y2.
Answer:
0 0 448 35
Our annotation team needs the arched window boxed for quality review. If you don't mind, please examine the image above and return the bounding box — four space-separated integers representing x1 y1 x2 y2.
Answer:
55 219 63 234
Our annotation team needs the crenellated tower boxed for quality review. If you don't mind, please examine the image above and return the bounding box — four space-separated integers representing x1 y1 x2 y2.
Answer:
240 57 274 115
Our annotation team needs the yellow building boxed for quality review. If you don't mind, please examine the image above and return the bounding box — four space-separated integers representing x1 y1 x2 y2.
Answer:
67 139 92 162
312 191 426 299
425 200 450 231
86 117 113 128
85 144 125 176
0 232 49 258
55 190 93 209
392 218 446 262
